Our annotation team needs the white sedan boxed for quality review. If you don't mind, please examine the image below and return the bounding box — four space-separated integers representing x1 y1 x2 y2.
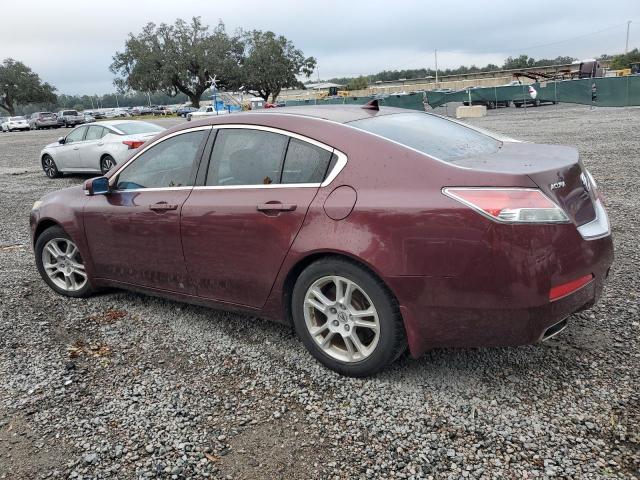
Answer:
39 120 165 178
1 116 30 132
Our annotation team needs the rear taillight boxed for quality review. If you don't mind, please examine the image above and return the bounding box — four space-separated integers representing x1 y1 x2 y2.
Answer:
123 140 145 149
549 274 593 301
443 187 569 224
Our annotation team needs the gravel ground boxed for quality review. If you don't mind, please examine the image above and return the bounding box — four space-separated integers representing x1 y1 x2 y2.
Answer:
0 108 638 479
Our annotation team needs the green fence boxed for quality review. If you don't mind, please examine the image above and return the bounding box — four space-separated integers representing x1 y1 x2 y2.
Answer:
424 75 640 108
282 77 640 111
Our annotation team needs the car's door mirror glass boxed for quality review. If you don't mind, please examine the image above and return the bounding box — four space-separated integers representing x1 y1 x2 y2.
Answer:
87 177 110 195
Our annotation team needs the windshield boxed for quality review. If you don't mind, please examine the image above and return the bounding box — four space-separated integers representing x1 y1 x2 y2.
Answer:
10 116 25 121
113 122 164 135
348 112 501 162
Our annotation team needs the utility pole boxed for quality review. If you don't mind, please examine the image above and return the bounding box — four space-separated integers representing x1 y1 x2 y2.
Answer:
115 92 119 108
434 49 438 84
626 20 632 54
147 91 151 107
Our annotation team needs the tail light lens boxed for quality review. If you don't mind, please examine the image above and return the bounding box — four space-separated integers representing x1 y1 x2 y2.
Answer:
549 274 593 301
123 140 145 149
443 187 569 223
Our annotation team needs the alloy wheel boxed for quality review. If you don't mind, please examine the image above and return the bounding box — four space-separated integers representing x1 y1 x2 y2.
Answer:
41 238 87 292
303 275 380 363
42 156 57 178
101 156 115 174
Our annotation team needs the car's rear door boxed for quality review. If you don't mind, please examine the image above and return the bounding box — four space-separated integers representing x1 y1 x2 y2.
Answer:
78 125 108 171
83 127 211 293
181 126 337 308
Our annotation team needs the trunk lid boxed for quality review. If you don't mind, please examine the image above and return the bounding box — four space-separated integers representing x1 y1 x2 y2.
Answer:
454 142 596 226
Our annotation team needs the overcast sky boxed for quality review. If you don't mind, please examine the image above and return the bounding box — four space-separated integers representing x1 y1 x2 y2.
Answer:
0 0 637 95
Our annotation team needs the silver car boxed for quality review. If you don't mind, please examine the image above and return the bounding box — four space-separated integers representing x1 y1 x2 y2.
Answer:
39 120 165 178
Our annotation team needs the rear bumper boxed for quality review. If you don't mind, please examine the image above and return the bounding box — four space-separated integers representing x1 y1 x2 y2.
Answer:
387 230 613 357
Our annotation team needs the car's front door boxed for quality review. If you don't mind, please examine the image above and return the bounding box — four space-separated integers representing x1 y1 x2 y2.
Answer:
181 126 337 308
83 127 210 293
57 126 88 170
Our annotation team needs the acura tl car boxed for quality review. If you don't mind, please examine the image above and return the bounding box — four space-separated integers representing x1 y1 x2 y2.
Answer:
30 104 613 377
39 120 165 177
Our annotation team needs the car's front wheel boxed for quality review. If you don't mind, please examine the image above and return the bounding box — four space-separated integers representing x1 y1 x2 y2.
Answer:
100 155 116 175
35 226 93 298
292 257 406 377
42 155 61 178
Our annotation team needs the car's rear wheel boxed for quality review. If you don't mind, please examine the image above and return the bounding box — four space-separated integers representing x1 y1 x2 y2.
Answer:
292 257 406 377
35 226 93 298
100 155 116 175
42 155 61 178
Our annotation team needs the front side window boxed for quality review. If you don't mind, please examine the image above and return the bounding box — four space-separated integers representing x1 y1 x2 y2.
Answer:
85 126 105 140
116 130 207 190
65 126 87 143
348 112 501 162
206 129 288 186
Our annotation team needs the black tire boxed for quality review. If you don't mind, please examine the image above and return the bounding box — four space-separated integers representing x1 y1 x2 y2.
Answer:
42 154 61 178
100 155 116 175
291 256 406 377
34 225 94 298
534 99 541 107
487 101 495 109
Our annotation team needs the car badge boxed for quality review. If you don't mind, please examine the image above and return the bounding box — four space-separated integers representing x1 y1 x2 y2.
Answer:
550 180 565 190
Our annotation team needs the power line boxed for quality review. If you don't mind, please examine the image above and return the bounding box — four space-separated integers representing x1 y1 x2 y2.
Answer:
385 20 636 73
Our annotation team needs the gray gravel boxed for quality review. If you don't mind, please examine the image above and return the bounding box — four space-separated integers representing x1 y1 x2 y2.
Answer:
0 108 638 479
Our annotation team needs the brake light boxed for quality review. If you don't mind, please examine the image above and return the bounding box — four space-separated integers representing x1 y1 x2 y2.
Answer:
443 188 569 223
123 140 145 149
549 274 593 301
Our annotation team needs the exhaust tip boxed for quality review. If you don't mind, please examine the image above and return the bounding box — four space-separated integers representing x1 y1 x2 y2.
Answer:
542 319 568 342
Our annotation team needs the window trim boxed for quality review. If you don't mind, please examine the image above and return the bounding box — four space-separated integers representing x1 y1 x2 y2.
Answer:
195 124 347 190
110 126 212 192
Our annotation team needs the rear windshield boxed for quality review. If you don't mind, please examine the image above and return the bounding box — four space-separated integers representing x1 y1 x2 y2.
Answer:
348 112 501 162
10 116 25 121
113 122 164 135
63 110 78 116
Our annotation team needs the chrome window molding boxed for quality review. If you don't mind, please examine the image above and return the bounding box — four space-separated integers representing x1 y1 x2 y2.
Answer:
112 186 193 193
108 123 348 192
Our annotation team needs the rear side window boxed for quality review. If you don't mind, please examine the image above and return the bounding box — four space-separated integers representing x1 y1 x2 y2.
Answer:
206 129 288 186
348 112 501 162
85 126 105 140
116 130 207 190
281 138 333 184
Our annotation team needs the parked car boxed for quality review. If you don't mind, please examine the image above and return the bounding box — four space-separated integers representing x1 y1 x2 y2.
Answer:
38 120 165 177
177 106 197 117
29 112 60 130
57 110 85 127
83 113 96 123
186 105 227 121
1 116 30 132
152 106 172 116
29 105 613 377
92 111 106 120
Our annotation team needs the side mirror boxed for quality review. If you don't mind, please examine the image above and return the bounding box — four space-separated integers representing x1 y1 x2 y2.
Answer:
57 137 65 144
84 176 110 196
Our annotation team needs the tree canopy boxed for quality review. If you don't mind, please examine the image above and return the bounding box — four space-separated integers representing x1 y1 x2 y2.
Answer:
0 59 56 115
609 48 640 70
110 18 244 107
240 30 316 101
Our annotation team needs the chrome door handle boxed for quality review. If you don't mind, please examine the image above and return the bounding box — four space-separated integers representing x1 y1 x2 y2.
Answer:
257 203 297 212
73 147 79 150
149 203 178 211
97 142 104 146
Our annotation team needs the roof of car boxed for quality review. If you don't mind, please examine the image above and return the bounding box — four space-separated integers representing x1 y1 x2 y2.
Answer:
255 105 411 124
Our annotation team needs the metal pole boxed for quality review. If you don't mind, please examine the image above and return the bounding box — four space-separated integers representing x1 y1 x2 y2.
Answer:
147 92 151 107
115 93 119 108
434 49 438 85
625 21 631 54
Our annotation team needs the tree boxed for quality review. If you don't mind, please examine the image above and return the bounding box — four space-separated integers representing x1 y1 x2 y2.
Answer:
346 76 369 91
0 59 56 115
111 17 243 108
609 48 640 70
241 30 316 101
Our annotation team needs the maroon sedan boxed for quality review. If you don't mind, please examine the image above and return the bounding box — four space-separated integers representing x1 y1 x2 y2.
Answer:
30 104 613 377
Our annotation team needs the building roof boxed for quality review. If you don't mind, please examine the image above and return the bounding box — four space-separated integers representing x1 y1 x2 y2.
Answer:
305 82 344 90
